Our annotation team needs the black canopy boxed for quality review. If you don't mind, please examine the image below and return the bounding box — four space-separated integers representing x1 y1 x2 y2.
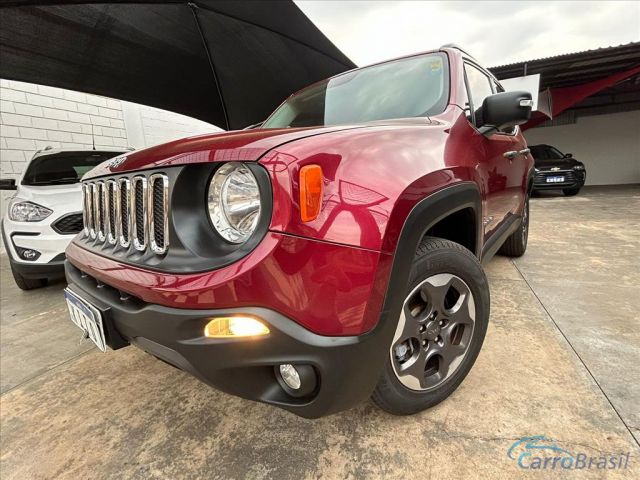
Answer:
0 0 356 130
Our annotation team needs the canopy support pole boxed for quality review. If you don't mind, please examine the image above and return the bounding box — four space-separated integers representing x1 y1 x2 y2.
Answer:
189 2 230 130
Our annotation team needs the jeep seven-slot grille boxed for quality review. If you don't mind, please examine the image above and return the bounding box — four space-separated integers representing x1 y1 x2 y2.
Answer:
82 174 169 255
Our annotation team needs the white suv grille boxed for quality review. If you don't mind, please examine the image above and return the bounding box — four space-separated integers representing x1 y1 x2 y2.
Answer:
82 174 169 255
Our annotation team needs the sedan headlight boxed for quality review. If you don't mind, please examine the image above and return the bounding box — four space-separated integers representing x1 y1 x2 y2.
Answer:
574 164 585 171
207 163 261 243
8 200 52 222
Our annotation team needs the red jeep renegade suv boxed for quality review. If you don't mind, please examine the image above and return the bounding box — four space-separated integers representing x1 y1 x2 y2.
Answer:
64 46 534 418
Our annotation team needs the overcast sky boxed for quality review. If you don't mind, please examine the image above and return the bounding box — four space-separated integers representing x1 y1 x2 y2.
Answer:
295 1 640 68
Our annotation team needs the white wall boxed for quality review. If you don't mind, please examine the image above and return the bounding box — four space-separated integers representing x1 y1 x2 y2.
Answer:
524 110 640 186
121 102 219 150
0 79 128 180
0 79 222 181
0 78 221 252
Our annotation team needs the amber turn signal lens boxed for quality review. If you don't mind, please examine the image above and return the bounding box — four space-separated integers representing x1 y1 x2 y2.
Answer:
299 165 323 222
204 316 270 338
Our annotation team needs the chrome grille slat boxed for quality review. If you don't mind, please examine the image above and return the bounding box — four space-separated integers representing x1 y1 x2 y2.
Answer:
82 173 168 256
131 176 148 252
118 178 131 248
82 184 91 237
98 182 107 242
106 180 117 245
87 183 97 239
92 183 103 241
148 174 169 254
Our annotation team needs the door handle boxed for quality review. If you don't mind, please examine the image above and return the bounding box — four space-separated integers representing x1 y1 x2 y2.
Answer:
503 151 519 159
519 148 530 156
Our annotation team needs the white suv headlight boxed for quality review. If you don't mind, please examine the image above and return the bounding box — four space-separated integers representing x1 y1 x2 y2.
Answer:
207 163 261 243
9 200 53 222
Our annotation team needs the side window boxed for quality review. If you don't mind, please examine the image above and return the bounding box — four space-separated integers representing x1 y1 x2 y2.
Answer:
464 63 493 126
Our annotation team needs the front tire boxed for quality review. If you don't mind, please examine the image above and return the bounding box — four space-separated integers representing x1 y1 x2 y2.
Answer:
10 264 48 290
371 237 490 415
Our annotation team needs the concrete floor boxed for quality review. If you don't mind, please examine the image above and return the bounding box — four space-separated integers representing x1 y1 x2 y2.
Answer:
1 185 638 479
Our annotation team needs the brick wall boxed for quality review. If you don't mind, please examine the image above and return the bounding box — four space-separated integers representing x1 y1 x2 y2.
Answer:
0 78 220 253
1 79 128 180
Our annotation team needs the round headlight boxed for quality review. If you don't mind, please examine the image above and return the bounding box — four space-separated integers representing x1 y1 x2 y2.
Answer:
207 163 261 243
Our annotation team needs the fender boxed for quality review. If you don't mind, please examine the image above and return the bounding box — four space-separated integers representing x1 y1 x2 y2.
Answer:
378 181 482 329
367 183 481 344
322 182 484 406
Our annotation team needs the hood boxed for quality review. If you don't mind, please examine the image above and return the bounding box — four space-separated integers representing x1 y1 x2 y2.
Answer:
15 183 82 213
83 125 370 179
534 157 582 170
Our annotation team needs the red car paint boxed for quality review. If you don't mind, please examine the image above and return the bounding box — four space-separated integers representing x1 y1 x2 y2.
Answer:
68 47 533 336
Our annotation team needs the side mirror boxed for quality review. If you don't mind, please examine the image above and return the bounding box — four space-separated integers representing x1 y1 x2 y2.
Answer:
564 153 573 158
0 178 17 190
478 91 533 136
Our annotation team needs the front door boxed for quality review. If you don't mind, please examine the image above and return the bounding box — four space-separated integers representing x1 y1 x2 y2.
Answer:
463 62 517 239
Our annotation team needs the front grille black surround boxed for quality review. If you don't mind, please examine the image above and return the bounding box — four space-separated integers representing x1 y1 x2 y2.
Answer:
52 213 83 235
534 170 578 185
75 163 272 274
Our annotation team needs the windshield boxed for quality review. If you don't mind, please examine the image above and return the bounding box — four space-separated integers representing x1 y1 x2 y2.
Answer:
530 145 564 160
22 151 125 186
262 53 449 128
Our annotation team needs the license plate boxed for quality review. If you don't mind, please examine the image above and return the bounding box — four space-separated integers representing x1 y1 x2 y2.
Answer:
546 176 565 183
64 288 107 352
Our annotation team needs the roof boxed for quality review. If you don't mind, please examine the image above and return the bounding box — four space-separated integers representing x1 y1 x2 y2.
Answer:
489 42 640 89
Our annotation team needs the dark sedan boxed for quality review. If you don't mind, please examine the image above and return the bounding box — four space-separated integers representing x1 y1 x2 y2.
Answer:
531 144 586 196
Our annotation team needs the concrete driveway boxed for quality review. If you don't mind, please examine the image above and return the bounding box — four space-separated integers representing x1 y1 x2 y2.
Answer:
1 186 638 479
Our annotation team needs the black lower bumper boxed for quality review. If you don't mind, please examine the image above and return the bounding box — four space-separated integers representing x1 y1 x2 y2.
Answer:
64 261 389 418
533 171 585 191
9 254 66 280
533 181 584 191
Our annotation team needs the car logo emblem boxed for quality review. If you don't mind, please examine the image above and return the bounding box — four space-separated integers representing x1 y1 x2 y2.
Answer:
551 167 560 171
108 155 127 169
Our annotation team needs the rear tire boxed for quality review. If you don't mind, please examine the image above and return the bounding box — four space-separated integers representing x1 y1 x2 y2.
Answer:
499 194 529 257
10 264 48 290
371 237 490 415
563 187 580 196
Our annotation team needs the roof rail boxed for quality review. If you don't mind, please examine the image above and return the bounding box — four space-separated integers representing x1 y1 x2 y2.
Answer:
440 43 475 59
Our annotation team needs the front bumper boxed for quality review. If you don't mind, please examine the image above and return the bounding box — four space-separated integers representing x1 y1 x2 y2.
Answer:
2 220 66 279
2 217 76 264
65 260 391 418
533 169 586 190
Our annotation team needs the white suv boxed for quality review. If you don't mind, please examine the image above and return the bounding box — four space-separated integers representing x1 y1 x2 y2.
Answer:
1 147 129 290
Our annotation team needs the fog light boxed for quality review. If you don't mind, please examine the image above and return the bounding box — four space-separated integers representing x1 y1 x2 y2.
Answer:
275 364 317 397
204 316 269 338
15 247 40 261
279 364 301 390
